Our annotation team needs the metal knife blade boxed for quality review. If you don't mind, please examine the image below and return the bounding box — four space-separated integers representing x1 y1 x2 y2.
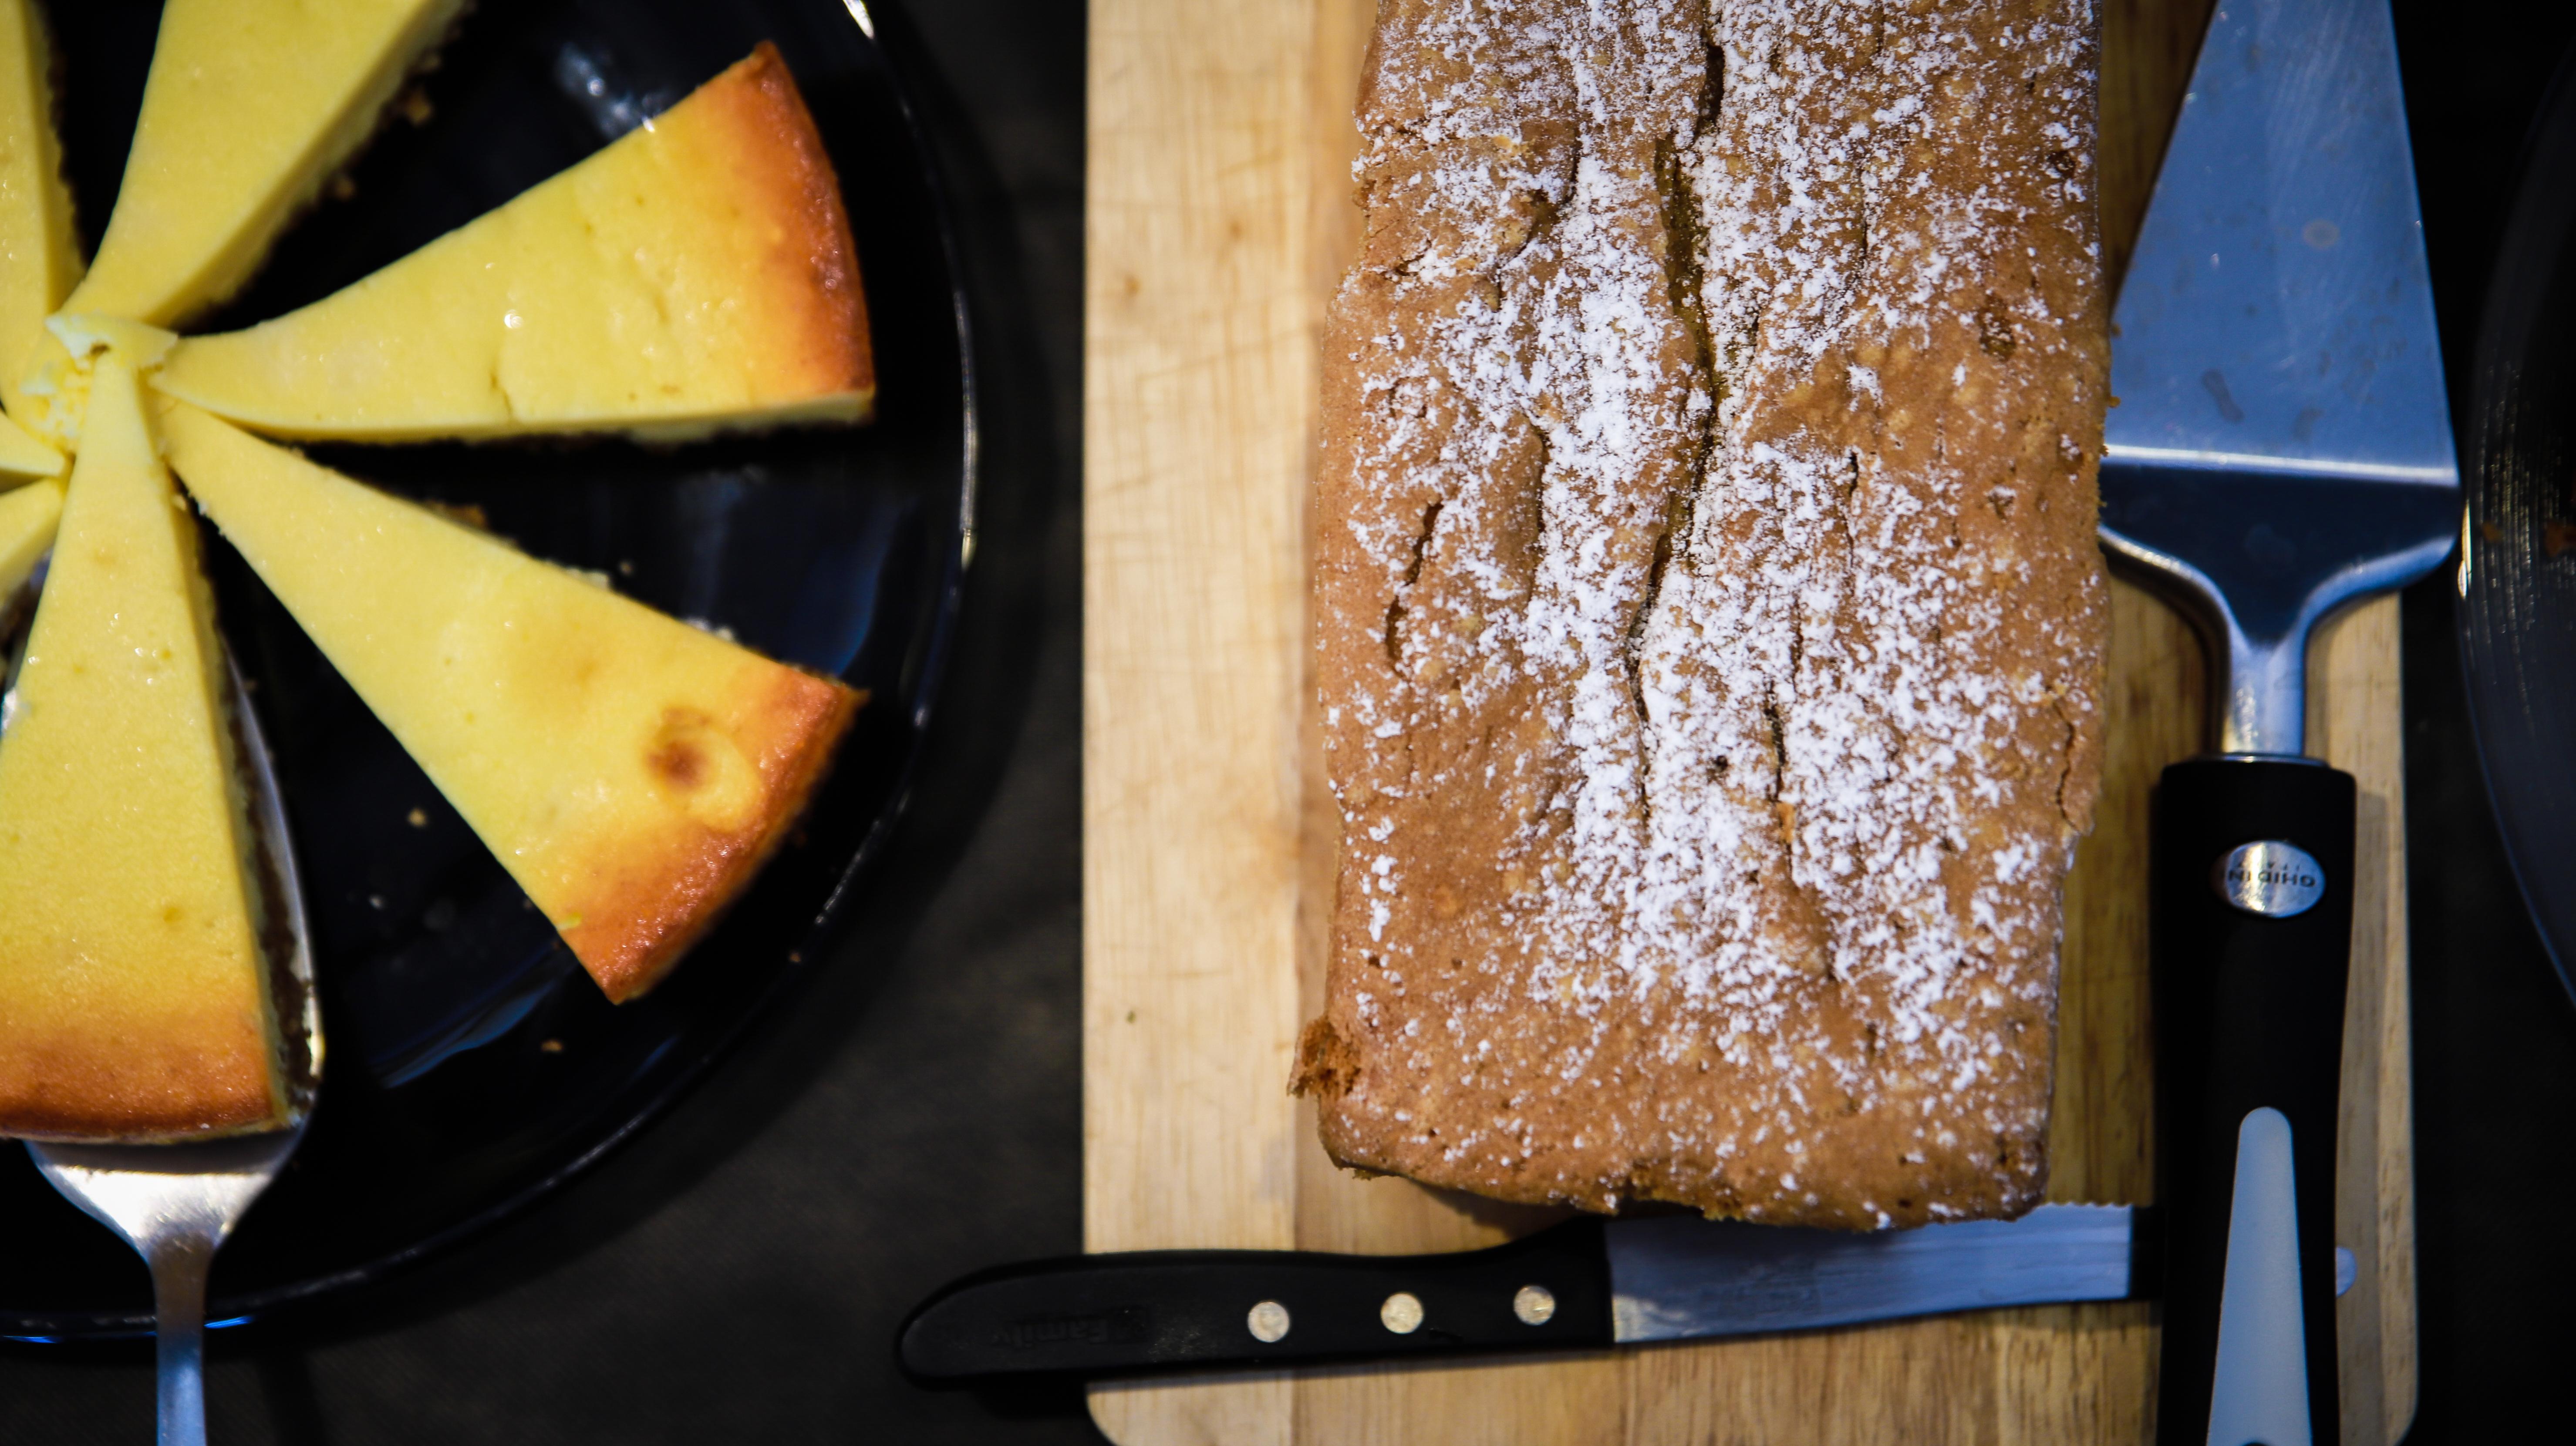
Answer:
897 1205 2152 1384
2094 4 2456 1445
1607 1204 2140 1344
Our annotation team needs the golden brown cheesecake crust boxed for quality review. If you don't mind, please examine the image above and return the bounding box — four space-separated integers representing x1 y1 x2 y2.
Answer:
563 669 865 1003
0 1030 276 1138
705 42 877 408
1295 0 2107 1229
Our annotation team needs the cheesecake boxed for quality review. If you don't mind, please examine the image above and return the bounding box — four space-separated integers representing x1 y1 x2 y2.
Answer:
161 402 865 1002
0 0 76 471
0 474 59 601
0 355 286 1139
0 412 57 480
56 0 462 330
155 44 874 444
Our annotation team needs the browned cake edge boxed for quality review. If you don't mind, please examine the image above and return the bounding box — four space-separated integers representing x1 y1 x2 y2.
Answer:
566 669 866 1003
0 1030 281 1140
698 42 879 414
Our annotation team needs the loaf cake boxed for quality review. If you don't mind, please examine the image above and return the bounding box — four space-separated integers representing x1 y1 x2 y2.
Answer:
1294 0 2108 1229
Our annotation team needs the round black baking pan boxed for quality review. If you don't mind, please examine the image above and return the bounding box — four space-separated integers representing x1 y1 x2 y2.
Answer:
2459 44 2576 1011
0 0 980 1338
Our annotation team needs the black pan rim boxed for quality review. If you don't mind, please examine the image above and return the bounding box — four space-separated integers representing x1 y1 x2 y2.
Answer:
2458 39 2576 1010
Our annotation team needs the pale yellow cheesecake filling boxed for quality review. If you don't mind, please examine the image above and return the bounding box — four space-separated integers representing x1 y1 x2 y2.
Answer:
57 0 462 330
0 474 59 597
0 0 78 466
0 412 58 480
12 0 461 447
0 474 58 699
0 38 877 1139
0 355 284 1139
17 316 179 453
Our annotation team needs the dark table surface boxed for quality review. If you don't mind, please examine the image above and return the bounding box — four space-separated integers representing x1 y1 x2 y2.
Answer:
2 1 2571 1442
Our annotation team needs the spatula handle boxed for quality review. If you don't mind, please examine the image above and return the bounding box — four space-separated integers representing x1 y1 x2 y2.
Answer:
2151 756 2353 1446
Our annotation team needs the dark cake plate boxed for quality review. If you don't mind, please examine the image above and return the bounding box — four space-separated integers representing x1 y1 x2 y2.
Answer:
2461 47 2576 1009
0 0 978 1338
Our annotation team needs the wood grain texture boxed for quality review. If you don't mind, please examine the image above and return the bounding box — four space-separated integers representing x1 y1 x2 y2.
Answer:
1083 0 2415 1440
1082 0 1330 1439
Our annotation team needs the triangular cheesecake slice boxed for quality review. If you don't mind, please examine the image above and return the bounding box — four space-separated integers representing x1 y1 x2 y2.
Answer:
56 0 462 329
0 0 77 471
0 356 287 1140
156 44 873 444
162 403 866 1002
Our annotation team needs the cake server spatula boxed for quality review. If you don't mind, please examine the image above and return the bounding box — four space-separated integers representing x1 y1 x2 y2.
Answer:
2096 1 2455 1443
898 1203 2160 1383
23 654 322 1446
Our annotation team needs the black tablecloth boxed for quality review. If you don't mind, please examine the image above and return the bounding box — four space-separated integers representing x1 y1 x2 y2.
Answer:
2 2 2571 1442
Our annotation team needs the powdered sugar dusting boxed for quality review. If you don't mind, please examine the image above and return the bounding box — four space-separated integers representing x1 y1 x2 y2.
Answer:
1301 0 2106 1229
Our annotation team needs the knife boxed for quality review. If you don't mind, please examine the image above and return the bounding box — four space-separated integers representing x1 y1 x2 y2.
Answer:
2096 2 2455 1444
899 1205 2154 1383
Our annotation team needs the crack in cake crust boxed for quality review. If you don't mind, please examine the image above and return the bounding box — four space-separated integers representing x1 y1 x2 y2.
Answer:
1300 0 2106 1230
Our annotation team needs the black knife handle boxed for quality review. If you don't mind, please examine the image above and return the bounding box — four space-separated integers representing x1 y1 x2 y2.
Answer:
2152 757 2353 1446
897 1218 1612 1384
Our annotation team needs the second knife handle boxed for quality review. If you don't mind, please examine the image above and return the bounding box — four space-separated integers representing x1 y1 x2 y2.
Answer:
2151 756 2354 1446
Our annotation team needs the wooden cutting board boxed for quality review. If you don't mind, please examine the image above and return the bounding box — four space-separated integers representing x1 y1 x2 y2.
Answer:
1081 0 2418 1440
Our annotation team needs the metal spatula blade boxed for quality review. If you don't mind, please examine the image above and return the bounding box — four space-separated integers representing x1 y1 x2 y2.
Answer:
24 653 320 1446
2094 2 2457 1443
2101 0 2458 757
